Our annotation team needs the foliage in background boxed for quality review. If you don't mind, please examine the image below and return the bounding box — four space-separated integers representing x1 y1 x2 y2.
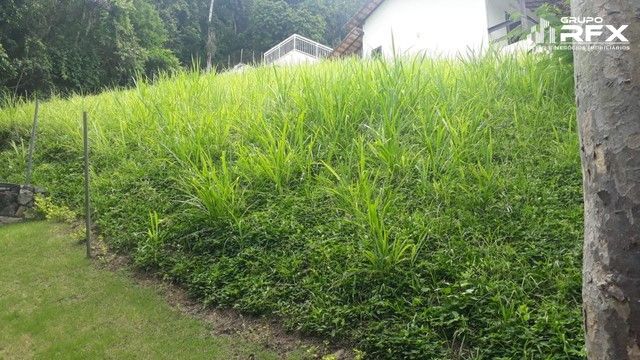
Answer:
507 1 572 63
0 0 180 99
154 0 366 65
535 2 573 63
0 0 366 101
0 54 583 359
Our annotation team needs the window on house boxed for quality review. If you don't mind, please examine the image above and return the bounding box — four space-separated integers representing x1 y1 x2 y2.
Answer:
371 46 383 59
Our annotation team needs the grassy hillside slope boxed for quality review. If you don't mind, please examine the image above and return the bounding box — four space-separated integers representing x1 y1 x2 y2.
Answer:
0 54 583 358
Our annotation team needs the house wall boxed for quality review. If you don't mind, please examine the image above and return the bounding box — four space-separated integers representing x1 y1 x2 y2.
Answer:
271 50 320 66
361 0 490 59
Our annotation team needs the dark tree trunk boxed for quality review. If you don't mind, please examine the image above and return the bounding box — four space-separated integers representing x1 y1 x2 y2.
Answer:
573 0 640 358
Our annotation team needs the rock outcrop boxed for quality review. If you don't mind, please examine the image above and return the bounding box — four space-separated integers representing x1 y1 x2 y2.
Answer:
0 183 46 224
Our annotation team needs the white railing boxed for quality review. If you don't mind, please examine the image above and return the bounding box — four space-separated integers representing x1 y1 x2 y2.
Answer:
263 34 333 64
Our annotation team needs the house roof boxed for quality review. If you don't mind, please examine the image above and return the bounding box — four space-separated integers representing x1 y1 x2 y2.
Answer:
330 0 566 58
343 0 386 31
329 27 364 58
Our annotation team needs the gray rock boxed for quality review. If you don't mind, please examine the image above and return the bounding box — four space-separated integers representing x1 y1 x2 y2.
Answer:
18 189 34 206
0 183 45 220
0 203 18 217
0 183 20 217
15 206 27 218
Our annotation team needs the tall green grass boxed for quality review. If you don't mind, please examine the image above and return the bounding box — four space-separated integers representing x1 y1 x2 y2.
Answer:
0 53 583 359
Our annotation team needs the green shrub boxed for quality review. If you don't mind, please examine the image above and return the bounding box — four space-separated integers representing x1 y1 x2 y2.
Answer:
135 211 165 269
34 195 76 223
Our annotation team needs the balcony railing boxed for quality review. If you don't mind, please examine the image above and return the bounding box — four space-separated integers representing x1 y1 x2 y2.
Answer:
488 11 539 44
263 34 333 64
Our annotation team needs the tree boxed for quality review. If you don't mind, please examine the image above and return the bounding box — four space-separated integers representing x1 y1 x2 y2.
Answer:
299 0 368 47
244 0 325 52
0 0 178 99
573 0 640 358
205 0 216 71
0 0 365 99
153 0 207 66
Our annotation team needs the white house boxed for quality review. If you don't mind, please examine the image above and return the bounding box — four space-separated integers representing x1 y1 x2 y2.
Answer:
331 0 563 59
263 34 333 66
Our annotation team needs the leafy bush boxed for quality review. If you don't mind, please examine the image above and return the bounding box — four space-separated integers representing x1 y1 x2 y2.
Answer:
0 53 583 359
34 195 76 223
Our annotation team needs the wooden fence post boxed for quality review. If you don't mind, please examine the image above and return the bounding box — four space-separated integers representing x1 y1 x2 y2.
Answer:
83 112 92 258
26 99 39 185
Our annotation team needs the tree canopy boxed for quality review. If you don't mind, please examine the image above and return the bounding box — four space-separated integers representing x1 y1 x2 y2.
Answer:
0 0 366 100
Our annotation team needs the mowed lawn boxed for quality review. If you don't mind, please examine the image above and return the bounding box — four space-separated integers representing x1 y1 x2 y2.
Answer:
0 222 284 360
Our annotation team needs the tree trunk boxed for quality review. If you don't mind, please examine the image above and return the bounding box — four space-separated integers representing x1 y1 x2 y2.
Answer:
205 0 216 72
573 0 640 358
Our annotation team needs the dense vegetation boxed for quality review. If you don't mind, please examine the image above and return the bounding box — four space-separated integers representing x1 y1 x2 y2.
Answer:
0 0 365 99
0 54 584 358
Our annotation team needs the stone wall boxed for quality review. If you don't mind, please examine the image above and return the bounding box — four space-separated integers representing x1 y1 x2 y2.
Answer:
0 183 45 224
